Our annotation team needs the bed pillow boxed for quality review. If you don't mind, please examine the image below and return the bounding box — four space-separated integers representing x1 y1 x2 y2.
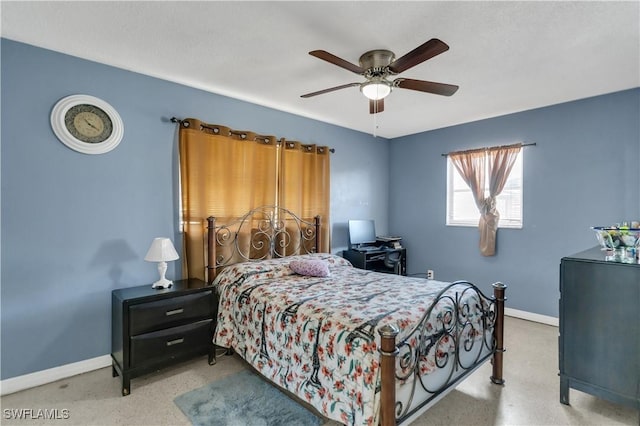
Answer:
289 259 330 277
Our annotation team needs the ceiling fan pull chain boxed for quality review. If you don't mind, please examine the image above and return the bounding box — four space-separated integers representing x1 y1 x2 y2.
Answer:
373 106 378 138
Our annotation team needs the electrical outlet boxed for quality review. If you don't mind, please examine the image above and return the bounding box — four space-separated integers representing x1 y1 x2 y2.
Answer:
427 269 434 280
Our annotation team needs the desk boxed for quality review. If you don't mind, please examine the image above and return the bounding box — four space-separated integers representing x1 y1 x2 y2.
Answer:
343 248 406 275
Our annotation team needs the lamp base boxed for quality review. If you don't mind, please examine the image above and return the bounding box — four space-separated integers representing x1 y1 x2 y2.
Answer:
152 278 173 289
151 261 173 289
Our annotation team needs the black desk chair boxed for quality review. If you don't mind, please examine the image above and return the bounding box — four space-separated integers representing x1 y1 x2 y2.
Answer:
384 250 402 275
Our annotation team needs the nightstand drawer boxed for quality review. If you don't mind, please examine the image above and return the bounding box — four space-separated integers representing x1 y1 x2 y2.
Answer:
130 319 213 368
129 291 213 335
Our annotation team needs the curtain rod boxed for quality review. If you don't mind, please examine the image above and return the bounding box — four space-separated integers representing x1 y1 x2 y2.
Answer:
441 142 536 157
170 117 335 153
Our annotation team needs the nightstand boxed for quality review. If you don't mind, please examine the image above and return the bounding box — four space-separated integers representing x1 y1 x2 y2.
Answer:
111 278 217 396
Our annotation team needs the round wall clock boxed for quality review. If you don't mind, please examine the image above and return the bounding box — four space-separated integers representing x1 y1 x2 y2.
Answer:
50 94 124 154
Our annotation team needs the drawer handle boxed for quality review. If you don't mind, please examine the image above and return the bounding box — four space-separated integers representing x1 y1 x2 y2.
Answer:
166 338 184 346
165 308 184 316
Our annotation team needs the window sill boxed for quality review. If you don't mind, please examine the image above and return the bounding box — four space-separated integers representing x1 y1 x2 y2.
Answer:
446 222 523 229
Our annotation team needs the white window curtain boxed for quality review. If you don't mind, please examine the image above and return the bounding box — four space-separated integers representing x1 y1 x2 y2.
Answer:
449 143 522 256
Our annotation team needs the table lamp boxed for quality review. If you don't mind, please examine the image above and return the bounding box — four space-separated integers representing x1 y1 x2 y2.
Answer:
144 237 179 289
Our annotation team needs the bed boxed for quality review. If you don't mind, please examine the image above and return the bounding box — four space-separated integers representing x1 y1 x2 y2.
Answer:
204 206 506 426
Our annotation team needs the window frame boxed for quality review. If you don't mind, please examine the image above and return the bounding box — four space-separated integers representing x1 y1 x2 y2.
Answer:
446 150 523 229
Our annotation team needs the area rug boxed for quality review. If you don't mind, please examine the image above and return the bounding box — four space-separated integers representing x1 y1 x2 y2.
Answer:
174 369 323 426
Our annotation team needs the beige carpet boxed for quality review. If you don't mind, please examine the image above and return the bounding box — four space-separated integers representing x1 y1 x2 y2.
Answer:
1 317 638 425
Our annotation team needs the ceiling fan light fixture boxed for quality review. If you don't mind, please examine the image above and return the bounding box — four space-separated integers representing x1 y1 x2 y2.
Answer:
360 81 391 100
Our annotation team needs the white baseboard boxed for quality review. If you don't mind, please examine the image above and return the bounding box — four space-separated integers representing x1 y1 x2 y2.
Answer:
0 308 557 396
0 354 111 396
505 307 558 327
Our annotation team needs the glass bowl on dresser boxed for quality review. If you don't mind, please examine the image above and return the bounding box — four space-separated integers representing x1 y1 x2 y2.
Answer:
592 226 640 264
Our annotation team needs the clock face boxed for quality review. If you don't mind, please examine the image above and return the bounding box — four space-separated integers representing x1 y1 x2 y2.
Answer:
51 95 124 154
65 104 113 143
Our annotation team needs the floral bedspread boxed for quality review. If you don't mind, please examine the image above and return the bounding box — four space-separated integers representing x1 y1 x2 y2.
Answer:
213 253 490 426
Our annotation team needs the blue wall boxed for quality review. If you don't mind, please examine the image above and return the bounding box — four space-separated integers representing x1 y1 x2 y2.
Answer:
2 38 638 380
0 39 390 379
389 88 640 317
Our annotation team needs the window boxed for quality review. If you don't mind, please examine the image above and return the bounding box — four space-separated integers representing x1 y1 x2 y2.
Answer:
446 150 523 228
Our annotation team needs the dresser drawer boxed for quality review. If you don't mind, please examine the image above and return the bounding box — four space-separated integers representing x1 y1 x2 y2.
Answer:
130 319 213 368
129 291 213 335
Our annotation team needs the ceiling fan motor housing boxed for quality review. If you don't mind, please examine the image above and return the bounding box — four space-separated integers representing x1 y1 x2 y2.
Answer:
359 49 396 77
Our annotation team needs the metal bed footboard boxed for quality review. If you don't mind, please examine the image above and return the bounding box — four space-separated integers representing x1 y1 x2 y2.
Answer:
379 281 507 426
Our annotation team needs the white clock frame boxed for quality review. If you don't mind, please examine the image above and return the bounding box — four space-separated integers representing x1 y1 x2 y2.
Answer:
51 94 124 155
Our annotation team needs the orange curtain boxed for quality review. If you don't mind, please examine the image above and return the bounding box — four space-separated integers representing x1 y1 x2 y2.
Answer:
279 140 331 253
179 118 278 280
178 119 331 280
449 143 521 256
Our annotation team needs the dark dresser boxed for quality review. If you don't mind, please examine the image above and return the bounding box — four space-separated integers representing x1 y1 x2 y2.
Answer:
559 247 639 410
111 278 217 396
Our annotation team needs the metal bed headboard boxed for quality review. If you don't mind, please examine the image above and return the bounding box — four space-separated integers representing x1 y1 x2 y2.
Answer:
206 205 321 283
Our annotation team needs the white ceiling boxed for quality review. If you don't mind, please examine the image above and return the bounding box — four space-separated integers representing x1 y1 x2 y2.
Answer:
2 1 639 139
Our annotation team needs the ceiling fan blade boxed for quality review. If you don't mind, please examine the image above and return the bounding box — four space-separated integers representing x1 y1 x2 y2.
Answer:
388 39 450 74
301 83 361 98
395 78 459 96
369 98 384 114
309 50 365 74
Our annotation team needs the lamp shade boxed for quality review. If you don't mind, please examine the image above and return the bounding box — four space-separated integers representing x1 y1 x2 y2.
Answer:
144 238 179 262
361 81 391 100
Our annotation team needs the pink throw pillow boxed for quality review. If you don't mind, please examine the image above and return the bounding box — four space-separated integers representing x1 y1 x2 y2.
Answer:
289 259 330 277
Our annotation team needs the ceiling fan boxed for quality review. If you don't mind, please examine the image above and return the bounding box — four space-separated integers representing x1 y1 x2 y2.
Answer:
301 38 459 114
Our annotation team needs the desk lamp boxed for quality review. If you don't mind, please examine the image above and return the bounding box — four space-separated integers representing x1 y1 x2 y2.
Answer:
144 238 179 289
